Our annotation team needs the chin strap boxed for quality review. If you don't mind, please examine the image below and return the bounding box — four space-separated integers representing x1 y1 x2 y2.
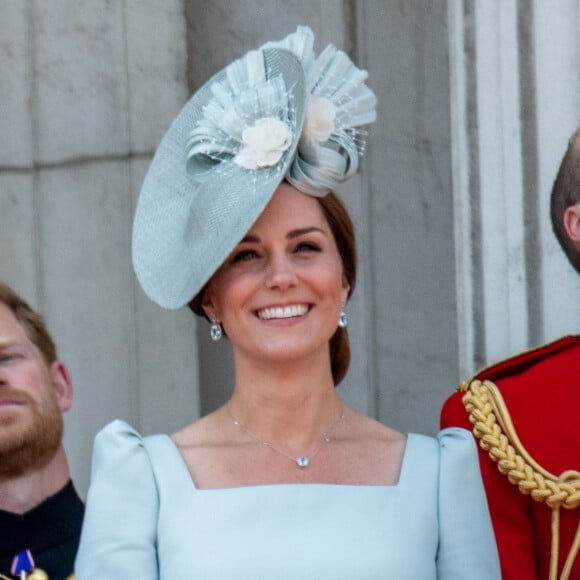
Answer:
463 380 580 580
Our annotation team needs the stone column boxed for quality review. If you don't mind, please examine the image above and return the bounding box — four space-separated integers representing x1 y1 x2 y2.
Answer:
448 0 580 376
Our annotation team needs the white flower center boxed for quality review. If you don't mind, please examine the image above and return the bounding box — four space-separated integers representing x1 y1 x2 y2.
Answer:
301 95 336 144
258 304 309 320
233 117 292 170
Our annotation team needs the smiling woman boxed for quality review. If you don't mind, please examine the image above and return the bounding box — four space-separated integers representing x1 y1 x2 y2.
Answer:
201 185 348 380
75 26 501 580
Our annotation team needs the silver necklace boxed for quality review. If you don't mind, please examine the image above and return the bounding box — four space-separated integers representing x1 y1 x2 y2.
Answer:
227 403 344 468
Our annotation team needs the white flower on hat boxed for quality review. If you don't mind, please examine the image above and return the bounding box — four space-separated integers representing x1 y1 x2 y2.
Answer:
301 95 336 144
234 117 292 170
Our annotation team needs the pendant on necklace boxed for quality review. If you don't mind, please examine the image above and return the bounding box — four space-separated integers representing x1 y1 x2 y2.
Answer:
296 456 310 467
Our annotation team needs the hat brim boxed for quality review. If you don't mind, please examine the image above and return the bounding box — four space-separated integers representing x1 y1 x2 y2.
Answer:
132 48 307 309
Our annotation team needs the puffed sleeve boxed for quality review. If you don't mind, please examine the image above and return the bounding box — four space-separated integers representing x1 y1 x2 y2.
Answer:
436 427 501 579
75 420 159 579
441 392 537 579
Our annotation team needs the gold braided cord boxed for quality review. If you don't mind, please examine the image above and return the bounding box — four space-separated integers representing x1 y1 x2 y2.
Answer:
464 380 580 508
463 380 580 580
563 521 580 579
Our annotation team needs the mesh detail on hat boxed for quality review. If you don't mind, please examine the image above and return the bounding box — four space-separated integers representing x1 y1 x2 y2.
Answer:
132 49 307 309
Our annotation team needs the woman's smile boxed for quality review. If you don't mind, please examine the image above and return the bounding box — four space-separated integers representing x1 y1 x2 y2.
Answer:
201 184 349 364
256 304 310 321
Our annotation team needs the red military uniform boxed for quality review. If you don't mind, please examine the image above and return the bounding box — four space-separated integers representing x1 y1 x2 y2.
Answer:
441 336 580 580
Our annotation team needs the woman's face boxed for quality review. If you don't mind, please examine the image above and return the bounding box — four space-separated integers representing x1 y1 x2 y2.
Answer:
203 183 350 365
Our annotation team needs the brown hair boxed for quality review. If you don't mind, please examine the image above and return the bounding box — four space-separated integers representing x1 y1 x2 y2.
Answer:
0 282 57 364
550 128 580 273
189 190 357 386
317 191 356 385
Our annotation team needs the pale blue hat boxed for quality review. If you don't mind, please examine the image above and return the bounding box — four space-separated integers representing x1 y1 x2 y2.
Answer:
132 27 376 309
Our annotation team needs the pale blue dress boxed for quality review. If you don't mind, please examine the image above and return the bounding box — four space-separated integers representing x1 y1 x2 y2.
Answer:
75 421 500 579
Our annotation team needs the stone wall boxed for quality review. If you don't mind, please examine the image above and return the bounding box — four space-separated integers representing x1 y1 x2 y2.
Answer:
2 0 576 496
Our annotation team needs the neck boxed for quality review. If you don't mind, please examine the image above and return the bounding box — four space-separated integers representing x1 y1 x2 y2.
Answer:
228 356 342 449
0 446 71 514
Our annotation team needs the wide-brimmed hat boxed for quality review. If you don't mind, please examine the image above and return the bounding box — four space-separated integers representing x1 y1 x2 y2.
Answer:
132 26 376 309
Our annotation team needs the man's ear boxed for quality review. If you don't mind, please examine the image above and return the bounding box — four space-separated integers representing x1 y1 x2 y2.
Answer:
50 361 73 413
564 203 580 243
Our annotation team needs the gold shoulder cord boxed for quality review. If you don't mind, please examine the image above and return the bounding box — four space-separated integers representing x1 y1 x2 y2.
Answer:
463 380 580 580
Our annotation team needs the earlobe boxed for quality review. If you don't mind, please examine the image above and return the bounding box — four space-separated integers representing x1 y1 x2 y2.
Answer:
563 203 580 243
200 282 219 321
341 277 351 303
201 298 218 322
50 361 73 413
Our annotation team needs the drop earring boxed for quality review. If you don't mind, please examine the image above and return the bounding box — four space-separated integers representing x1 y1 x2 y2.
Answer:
338 303 348 328
209 313 222 341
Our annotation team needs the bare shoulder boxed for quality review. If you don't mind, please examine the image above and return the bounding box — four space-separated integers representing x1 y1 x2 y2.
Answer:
171 408 230 449
169 408 247 488
333 408 407 486
342 407 405 444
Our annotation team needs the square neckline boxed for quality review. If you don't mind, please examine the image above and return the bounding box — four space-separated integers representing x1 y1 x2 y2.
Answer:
154 432 420 492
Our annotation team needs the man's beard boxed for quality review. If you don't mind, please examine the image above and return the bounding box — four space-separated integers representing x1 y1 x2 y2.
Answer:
0 388 63 478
